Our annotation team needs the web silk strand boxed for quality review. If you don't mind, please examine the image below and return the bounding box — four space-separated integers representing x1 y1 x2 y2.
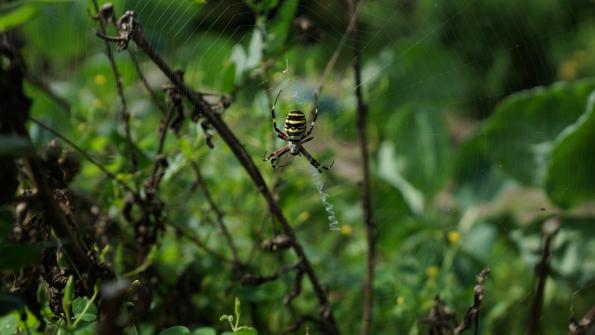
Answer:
311 167 340 231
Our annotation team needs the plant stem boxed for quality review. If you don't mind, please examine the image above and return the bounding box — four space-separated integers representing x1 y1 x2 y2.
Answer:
91 0 138 178
527 218 560 335
346 1 376 334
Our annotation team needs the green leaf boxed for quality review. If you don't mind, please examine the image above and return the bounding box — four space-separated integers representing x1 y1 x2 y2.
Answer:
0 294 24 317
0 244 41 270
72 297 97 322
0 5 37 32
192 327 217 335
379 103 450 210
0 314 17 335
482 79 595 186
0 136 34 157
266 0 299 55
546 91 595 208
235 327 257 335
62 275 74 321
158 326 191 335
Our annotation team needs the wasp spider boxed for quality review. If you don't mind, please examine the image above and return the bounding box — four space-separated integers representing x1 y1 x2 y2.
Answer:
264 91 332 173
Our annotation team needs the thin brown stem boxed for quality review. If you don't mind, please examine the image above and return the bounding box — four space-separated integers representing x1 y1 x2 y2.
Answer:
146 107 174 191
346 1 376 334
128 50 169 116
527 218 560 335
98 14 339 333
91 0 138 176
316 1 361 95
191 161 240 263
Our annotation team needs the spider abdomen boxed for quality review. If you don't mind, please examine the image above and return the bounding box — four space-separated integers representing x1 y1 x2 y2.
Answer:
284 110 307 142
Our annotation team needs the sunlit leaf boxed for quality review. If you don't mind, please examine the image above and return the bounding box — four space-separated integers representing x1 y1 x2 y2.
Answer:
0 314 17 335
0 5 37 32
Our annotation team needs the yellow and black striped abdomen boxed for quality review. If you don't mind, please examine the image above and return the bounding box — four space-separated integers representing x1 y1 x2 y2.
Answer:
284 110 307 142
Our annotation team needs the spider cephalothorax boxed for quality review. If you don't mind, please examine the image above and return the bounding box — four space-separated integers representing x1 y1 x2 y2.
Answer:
264 91 332 173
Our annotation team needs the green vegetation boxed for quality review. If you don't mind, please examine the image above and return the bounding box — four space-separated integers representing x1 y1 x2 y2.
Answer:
1 0 594 334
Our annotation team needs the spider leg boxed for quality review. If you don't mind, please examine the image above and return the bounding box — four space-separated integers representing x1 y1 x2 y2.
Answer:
269 146 291 168
303 92 319 139
301 137 314 144
265 145 290 166
271 90 287 140
298 145 331 173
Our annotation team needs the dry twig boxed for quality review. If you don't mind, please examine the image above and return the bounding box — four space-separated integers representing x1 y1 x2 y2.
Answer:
527 218 560 335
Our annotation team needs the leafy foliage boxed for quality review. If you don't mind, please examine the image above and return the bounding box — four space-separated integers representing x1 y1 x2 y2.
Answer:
1 0 595 334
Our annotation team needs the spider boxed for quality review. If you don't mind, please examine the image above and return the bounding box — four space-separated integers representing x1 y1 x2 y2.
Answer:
264 91 333 173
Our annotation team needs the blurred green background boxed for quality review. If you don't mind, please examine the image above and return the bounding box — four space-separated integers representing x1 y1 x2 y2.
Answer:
2 0 595 334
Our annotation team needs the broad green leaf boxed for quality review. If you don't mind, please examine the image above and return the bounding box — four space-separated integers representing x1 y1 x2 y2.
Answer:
483 79 595 186
158 326 191 335
0 5 37 32
0 136 34 157
380 103 450 208
0 314 17 335
546 91 595 208
266 0 299 55
192 328 217 335
235 327 257 335
73 297 97 322
0 244 41 270
0 294 24 317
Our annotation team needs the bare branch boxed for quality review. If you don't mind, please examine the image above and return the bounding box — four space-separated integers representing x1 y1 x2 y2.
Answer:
345 1 377 334
91 0 138 176
527 217 560 335
454 268 491 335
